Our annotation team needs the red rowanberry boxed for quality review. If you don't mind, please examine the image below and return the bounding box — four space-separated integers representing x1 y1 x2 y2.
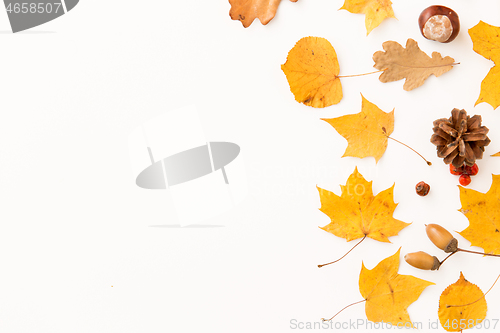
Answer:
464 163 479 176
459 174 471 186
450 164 464 176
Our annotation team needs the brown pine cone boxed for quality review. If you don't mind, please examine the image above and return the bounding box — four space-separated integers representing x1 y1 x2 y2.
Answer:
431 108 490 168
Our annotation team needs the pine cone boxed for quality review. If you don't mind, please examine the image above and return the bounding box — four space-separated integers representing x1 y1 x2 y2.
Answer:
431 108 490 168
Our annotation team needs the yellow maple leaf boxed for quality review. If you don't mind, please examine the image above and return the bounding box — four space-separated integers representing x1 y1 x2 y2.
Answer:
322 94 393 162
318 167 409 242
229 0 298 28
281 36 342 108
340 0 395 35
373 39 456 91
469 21 500 109
438 272 487 332
360 248 434 327
459 174 500 255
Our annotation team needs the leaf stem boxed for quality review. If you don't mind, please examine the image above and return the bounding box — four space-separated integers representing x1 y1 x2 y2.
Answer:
457 248 500 258
438 248 500 270
322 299 367 322
318 235 367 268
446 272 500 308
386 135 432 166
337 69 385 78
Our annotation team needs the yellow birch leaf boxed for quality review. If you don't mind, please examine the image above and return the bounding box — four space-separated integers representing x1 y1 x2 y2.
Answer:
373 39 456 91
322 94 393 162
229 0 298 28
360 248 434 327
459 174 500 255
318 167 409 242
469 21 500 109
340 0 395 35
438 272 487 332
281 36 342 108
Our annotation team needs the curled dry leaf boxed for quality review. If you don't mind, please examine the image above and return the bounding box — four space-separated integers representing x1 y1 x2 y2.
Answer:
318 167 409 242
438 272 487 332
459 174 500 255
322 94 393 162
373 39 456 91
360 249 434 327
469 21 500 109
281 36 342 108
340 0 395 35
229 0 298 28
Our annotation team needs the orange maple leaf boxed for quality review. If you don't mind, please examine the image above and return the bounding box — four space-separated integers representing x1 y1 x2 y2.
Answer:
359 249 434 326
229 0 298 28
322 94 394 163
318 167 409 242
340 0 395 35
469 21 500 109
459 174 500 255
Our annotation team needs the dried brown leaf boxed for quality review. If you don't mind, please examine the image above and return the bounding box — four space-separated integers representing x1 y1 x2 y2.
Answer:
229 0 297 28
373 39 456 91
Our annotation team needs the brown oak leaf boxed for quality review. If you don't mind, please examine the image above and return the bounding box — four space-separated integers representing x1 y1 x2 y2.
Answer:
229 0 298 28
373 39 456 91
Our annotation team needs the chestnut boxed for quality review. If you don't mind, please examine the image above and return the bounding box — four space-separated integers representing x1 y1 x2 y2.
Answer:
418 5 460 43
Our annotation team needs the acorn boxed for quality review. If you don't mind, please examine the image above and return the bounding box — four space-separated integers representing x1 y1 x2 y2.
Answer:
426 224 458 253
405 251 441 270
418 6 460 43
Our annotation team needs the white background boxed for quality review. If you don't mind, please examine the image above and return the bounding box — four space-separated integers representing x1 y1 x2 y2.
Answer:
1 0 500 332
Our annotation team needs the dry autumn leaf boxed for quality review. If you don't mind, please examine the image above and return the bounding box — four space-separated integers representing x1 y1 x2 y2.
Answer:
318 167 409 242
323 249 433 323
459 174 500 255
360 249 434 327
322 94 393 163
373 39 456 91
438 272 487 332
339 0 395 35
229 0 297 28
469 21 500 109
281 37 342 108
